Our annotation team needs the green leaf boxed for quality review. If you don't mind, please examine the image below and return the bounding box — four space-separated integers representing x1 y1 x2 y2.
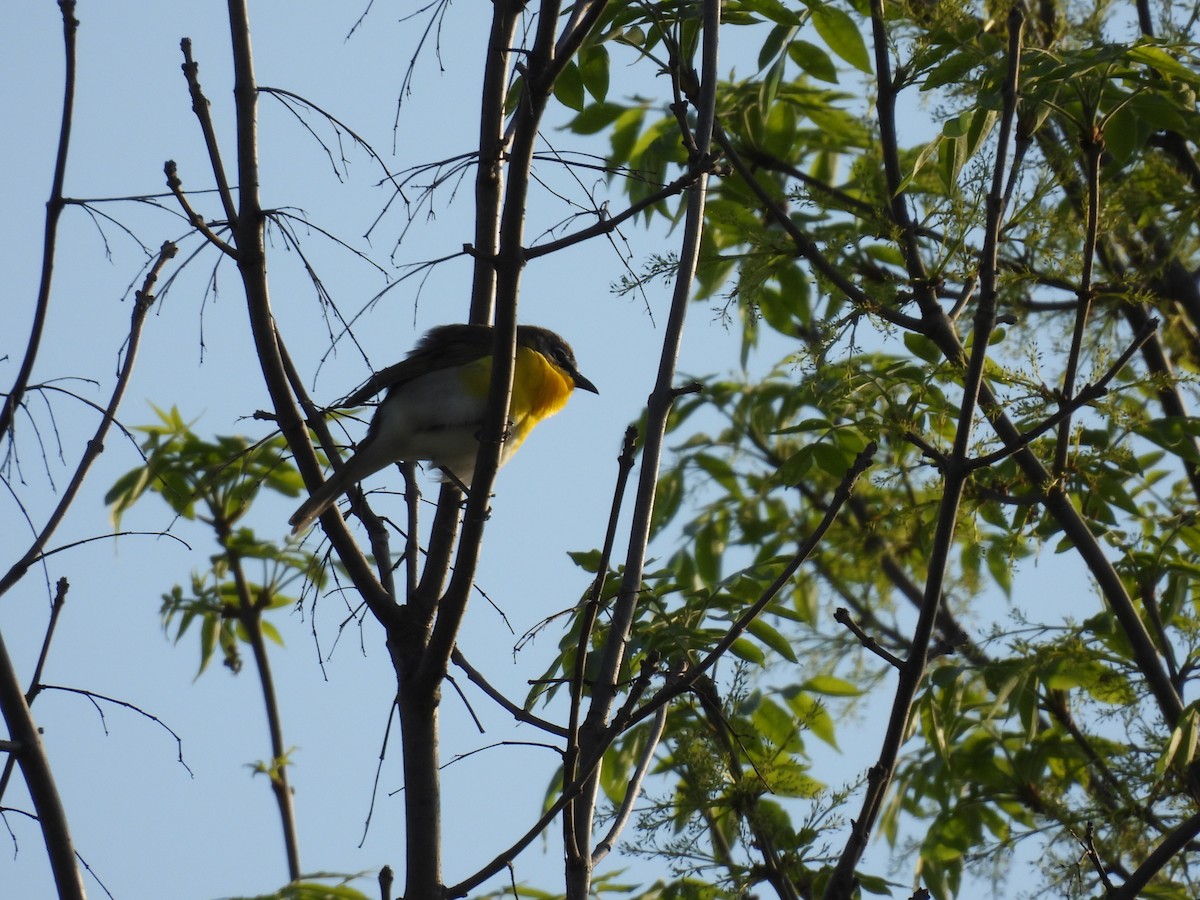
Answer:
741 0 806 25
692 517 727 583
985 542 1013 596
730 637 766 664
1157 721 1184 777
1104 103 1151 164
199 616 219 676
810 440 850 476
567 548 603 573
809 3 871 73
898 134 941 194
747 618 799 662
693 453 741 493
759 51 787 113
765 761 823 797
965 106 998 159
573 101 638 138
1135 417 1200 464
804 674 862 696
923 50 981 91
777 444 815 483
903 331 942 363
856 872 895 895
938 133 965 193
788 39 839 83
554 60 586 112
786 690 838 748
753 696 798 745
578 43 610 102
1128 43 1200 83
234 880 372 900
758 23 795 71
260 619 285 647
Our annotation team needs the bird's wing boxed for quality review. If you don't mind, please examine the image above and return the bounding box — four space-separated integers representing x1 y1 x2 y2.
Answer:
337 324 494 408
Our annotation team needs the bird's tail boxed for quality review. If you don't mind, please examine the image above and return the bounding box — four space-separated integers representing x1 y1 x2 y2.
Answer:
289 468 354 534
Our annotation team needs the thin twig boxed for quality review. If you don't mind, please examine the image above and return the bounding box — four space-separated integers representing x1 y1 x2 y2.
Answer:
1108 811 1200 898
591 706 667 864
0 0 79 449
525 164 708 259
179 38 238 228
566 8 720 896
164 161 237 257
966 316 1158 470
834 607 904 669
24 578 69 704
1074 821 1114 890
450 650 566 737
564 426 637 856
0 241 178 598
822 9 1026 898
631 442 878 729
37 684 191 775
1053 121 1103 476
217 511 301 880
713 121 924 332
359 698 399 848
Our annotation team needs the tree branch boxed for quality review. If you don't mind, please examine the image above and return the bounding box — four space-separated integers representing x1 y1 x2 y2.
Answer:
823 9 1026 897
0 0 79 451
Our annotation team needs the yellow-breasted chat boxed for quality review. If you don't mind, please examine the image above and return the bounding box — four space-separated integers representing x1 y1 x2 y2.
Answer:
289 323 597 533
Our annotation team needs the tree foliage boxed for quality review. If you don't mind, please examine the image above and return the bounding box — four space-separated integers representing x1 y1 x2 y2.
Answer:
561 1 1200 897
5 0 1200 899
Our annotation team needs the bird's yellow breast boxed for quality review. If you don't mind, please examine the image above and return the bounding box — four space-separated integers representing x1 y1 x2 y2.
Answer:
457 346 575 455
514 345 574 422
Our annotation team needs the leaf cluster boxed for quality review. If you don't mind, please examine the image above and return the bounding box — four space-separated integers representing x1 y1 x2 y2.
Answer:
554 0 1200 896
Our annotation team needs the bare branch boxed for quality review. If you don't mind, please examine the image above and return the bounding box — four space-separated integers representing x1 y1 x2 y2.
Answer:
179 37 238 228
591 706 667 865
0 0 80 452
823 12 1029 895
835 607 904 670
0 240 178 599
164 160 238 257
450 649 567 737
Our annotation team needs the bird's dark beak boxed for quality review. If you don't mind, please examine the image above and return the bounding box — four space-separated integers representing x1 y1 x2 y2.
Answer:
573 372 599 394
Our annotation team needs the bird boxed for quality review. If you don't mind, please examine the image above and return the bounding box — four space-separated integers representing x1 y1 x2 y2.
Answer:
289 323 598 533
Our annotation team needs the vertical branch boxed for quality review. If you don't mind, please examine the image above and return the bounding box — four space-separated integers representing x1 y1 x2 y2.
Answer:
1053 122 1102 476
396 6 620 898
866 0 937 316
566 3 720 898
0 0 79 447
218 521 302 881
0 206 171 899
564 427 638 858
0 628 86 899
215 2 392 614
590 705 667 865
180 37 239 229
0 241 176 598
822 9 1025 899
0 236 170 891
402 462 421 598
1135 0 1154 36
423 0 585 687
694 680 800 900
467 1 522 324
0 579 68 807
391 632 443 900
